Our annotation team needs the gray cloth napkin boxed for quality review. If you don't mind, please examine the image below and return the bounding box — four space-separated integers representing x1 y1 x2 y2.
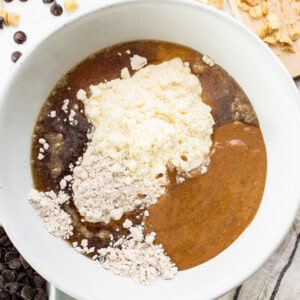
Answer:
219 210 300 300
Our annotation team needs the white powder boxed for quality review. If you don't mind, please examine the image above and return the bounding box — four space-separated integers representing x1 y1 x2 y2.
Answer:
130 55 148 70
81 57 214 200
48 111 57 118
37 153 44 160
98 226 177 285
202 54 215 67
72 141 164 223
123 219 133 228
77 89 87 101
28 189 73 239
62 99 69 113
120 67 130 79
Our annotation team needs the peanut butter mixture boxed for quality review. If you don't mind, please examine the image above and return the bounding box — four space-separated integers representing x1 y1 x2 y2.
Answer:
145 121 266 270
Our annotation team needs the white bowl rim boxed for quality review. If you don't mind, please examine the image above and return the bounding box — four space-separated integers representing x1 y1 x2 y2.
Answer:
0 0 300 299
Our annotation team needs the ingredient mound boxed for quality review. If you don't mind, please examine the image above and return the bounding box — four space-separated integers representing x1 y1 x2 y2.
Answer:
75 58 214 223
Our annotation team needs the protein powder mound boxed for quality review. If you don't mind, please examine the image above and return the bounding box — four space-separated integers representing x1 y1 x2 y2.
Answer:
75 58 214 222
28 189 73 239
72 140 164 223
97 226 178 285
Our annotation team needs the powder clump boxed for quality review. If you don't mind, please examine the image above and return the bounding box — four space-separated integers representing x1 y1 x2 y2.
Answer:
97 226 178 285
28 189 73 239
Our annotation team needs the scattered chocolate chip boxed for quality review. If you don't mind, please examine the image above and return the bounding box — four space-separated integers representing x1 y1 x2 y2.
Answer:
43 0 54 3
2 239 11 247
0 291 10 300
50 2 63 16
0 228 48 298
0 17 4 30
16 272 26 281
14 31 27 44
25 268 33 278
19 256 29 270
4 251 18 263
11 51 22 63
4 0 13 2
0 275 4 289
0 263 6 272
19 0 28 1
0 228 5 237
2 270 15 282
33 275 45 288
34 288 47 300
0 236 9 246
8 258 22 270
4 282 19 294
20 286 35 300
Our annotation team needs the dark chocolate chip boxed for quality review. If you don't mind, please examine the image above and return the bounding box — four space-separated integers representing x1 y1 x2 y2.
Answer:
0 263 6 273
34 288 47 300
32 276 45 288
50 2 63 16
4 282 19 294
0 275 4 289
11 51 22 63
16 272 26 282
4 252 17 263
16 283 25 292
2 239 11 248
4 0 13 2
2 270 15 282
0 291 10 300
0 236 9 246
43 0 54 2
20 286 35 300
0 17 3 30
8 258 21 271
19 256 29 270
0 228 5 238
19 0 28 1
25 269 33 278
14 31 27 44
0 229 48 298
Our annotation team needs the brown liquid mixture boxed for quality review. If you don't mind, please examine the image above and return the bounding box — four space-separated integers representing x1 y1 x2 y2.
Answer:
31 41 267 268
146 121 266 270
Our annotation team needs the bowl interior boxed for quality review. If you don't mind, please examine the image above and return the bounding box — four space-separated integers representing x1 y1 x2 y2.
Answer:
0 1 300 299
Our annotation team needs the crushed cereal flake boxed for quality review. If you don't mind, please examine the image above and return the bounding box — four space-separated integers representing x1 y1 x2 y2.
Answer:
64 0 78 12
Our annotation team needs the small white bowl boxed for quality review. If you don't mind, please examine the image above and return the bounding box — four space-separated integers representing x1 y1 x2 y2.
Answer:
1 1 300 299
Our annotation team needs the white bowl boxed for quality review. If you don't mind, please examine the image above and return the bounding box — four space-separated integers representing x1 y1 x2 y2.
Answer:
1 1 300 299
